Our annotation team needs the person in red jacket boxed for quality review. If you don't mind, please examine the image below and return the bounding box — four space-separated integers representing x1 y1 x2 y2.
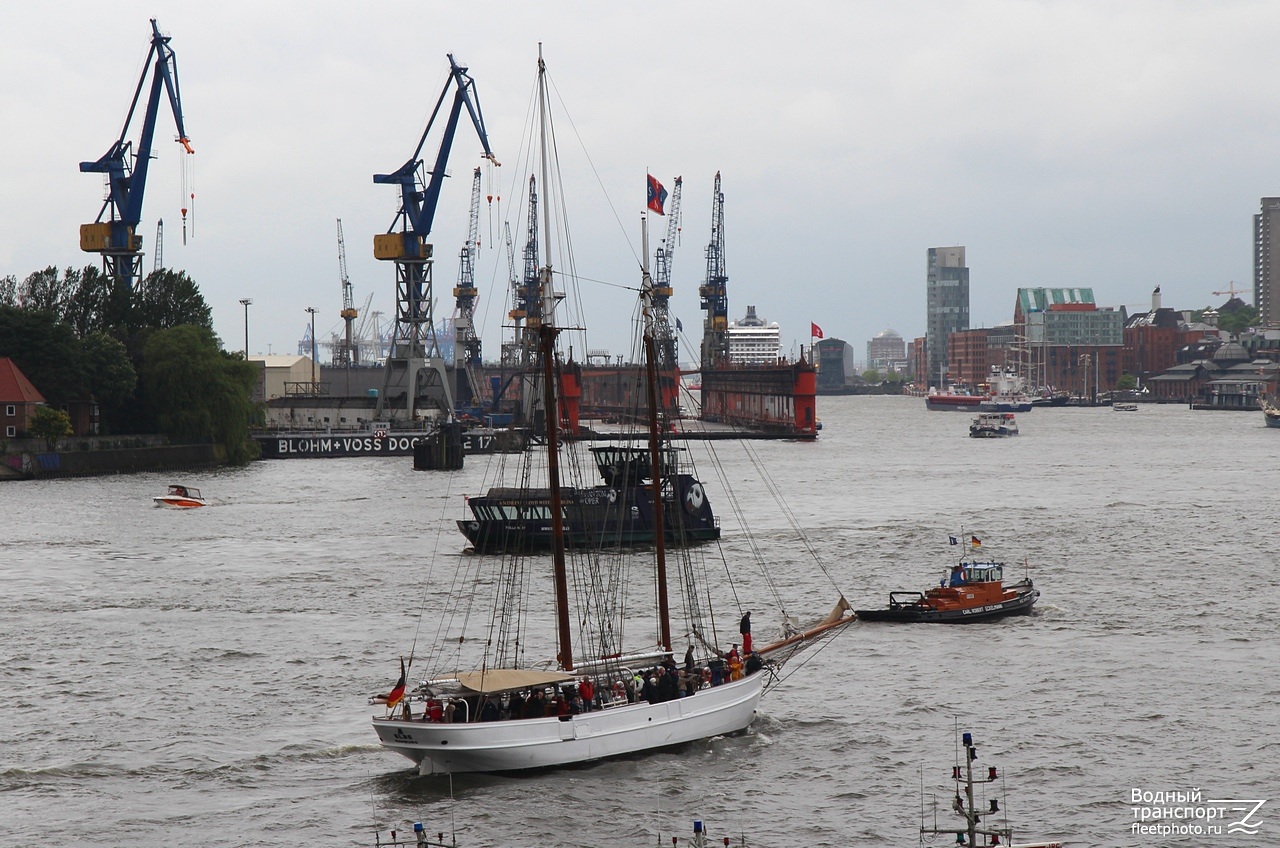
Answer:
578 676 595 711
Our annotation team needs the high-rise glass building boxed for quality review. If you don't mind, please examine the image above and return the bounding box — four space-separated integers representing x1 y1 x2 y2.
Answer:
925 246 969 388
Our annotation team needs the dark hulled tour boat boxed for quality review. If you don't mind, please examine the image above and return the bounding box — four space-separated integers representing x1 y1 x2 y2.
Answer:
457 445 720 553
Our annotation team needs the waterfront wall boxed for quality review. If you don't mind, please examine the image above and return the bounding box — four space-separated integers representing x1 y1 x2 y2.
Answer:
0 438 225 480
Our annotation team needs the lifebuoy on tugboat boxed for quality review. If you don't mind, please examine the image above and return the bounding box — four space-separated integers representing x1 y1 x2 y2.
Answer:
684 482 705 513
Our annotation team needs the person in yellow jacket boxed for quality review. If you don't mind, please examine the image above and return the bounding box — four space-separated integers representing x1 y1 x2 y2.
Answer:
726 644 744 681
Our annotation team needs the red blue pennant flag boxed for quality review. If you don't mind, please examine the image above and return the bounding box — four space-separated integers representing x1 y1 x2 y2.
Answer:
647 174 668 215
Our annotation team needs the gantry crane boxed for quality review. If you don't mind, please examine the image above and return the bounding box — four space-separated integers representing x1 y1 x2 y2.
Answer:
372 54 498 422
651 175 682 370
452 168 483 407
334 219 358 367
511 175 542 370
699 172 730 368
1213 281 1245 299
80 18 192 291
153 219 164 272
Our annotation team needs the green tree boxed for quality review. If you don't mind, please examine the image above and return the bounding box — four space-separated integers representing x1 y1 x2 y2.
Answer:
142 325 258 464
19 266 77 317
862 368 882 383
0 274 16 306
136 269 213 331
0 306 88 405
29 405 72 450
1218 305 1259 338
62 265 121 338
83 332 137 406
1116 373 1137 391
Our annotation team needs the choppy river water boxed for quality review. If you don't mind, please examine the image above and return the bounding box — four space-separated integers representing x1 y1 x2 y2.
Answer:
3 396 1276 847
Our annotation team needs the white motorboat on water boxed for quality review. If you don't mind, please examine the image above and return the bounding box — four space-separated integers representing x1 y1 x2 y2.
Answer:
1112 402 1138 412
369 49 854 776
152 484 204 508
969 411 1019 438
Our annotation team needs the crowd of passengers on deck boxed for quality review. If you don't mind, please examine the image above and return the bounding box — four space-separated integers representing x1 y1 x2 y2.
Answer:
397 644 765 723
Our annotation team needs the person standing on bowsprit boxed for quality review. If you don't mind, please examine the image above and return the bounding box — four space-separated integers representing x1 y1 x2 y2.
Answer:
739 611 752 655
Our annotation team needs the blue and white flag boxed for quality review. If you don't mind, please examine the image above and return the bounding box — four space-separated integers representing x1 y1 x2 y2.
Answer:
948 535 959 546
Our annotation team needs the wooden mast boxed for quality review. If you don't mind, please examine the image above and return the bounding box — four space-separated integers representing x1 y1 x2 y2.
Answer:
641 215 673 653
541 321 572 670
535 44 573 671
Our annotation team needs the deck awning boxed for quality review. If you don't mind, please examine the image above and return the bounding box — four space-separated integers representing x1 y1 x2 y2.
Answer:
455 669 575 694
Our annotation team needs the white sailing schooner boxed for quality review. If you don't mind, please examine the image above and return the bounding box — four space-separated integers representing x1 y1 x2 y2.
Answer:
370 47 853 776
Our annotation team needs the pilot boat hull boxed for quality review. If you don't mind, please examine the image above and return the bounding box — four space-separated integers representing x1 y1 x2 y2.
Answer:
857 579 1038 623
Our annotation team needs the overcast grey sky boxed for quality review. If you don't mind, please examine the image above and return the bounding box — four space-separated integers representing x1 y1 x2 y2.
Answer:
4 2 1278 364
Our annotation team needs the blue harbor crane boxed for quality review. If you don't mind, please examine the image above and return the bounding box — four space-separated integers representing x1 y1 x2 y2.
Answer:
699 172 730 367
512 175 542 371
372 54 498 422
79 18 192 291
651 175 682 369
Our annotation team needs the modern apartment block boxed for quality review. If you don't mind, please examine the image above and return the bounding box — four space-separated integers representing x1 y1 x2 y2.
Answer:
1254 197 1280 326
925 246 969 388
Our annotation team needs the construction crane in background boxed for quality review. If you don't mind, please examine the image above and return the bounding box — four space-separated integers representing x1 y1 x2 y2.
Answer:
699 172 730 368
500 221 521 368
511 175 543 370
153 219 164 272
297 321 313 357
452 167 483 408
334 219 358 367
372 53 498 422
80 18 193 291
352 294 379 362
1213 281 1246 299
651 175 682 369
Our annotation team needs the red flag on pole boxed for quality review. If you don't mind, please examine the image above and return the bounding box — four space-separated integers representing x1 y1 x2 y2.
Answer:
647 174 668 215
811 323 824 339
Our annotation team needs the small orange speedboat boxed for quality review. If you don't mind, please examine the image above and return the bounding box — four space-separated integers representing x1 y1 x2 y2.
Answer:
152 484 205 509
856 553 1038 623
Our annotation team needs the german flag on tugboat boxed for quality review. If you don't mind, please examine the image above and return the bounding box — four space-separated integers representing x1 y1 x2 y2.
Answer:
970 535 982 548
385 658 406 708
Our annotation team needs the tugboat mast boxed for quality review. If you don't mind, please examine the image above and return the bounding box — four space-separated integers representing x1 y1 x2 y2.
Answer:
921 731 1013 847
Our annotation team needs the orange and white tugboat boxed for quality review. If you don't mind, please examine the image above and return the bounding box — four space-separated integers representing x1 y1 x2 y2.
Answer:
920 730 1064 847
856 537 1038 623
152 484 204 509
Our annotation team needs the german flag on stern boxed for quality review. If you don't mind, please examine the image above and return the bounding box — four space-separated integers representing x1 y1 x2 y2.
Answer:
385 658 407 708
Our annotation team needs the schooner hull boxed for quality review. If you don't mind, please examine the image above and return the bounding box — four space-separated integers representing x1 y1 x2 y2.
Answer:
371 672 765 775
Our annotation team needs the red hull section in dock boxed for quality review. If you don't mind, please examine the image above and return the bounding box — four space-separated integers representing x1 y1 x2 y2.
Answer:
699 361 817 438
574 360 817 438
